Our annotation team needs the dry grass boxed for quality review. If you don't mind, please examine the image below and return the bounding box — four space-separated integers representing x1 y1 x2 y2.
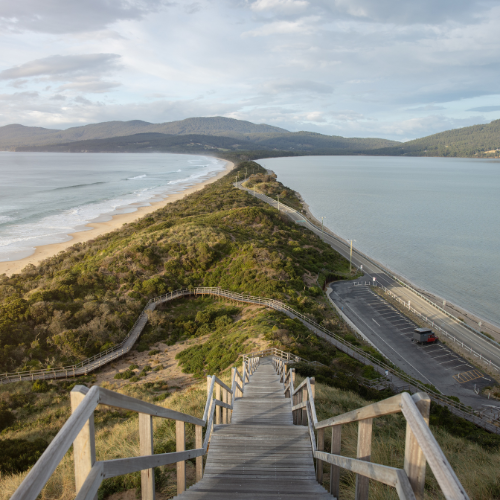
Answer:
0 359 237 500
301 375 500 499
3 367 499 499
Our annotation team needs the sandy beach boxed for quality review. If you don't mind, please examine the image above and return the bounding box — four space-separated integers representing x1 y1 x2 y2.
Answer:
0 159 234 276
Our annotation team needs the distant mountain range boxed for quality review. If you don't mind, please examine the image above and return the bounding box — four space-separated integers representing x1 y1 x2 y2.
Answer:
0 117 398 155
0 116 498 157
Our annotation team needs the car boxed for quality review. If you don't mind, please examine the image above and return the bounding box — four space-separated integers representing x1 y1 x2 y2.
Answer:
413 328 438 344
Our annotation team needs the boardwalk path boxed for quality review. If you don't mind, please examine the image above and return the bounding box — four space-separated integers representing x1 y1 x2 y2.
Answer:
175 357 332 499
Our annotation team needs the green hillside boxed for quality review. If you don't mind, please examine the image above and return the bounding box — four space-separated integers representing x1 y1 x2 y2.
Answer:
13 132 265 154
0 118 288 149
374 119 500 157
0 161 356 373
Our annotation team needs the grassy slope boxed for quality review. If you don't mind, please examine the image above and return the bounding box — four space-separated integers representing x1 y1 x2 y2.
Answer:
0 161 356 374
1 161 499 499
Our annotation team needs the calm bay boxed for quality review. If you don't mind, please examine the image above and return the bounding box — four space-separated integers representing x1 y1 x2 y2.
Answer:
257 155 500 328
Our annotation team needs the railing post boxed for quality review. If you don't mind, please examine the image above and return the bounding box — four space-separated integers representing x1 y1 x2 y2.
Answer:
355 418 373 500
195 424 203 482
70 386 96 499
222 388 227 424
316 427 324 483
404 393 431 500
176 420 186 494
139 413 155 500
330 425 342 497
302 381 309 426
215 383 221 425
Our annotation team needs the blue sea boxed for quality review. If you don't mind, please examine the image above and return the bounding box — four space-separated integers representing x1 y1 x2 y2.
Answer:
0 152 225 262
257 156 500 328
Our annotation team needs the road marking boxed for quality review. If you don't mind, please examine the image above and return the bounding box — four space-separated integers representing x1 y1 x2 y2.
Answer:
453 370 483 383
372 318 380 327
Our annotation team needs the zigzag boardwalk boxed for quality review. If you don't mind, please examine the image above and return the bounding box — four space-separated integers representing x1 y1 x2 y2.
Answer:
174 357 333 499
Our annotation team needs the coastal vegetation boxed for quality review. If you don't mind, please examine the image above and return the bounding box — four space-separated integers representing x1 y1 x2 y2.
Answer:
1 161 499 499
0 161 353 374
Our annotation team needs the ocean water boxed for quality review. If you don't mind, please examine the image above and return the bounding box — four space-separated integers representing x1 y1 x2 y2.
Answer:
0 152 225 261
257 156 500 328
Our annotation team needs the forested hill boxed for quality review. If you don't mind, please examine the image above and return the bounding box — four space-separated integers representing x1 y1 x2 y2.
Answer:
0 116 397 153
0 117 289 149
372 119 500 158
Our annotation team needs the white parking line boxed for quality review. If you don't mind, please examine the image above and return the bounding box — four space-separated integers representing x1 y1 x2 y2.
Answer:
372 318 380 327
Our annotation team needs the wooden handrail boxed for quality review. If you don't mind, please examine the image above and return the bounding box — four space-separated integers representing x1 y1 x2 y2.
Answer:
316 393 404 430
11 355 261 500
4 288 492 438
271 350 470 500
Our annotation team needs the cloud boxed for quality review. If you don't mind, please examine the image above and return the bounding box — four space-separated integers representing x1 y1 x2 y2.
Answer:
261 79 333 95
466 105 500 112
184 3 202 14
0 54 121 81
74 96 93 105
406 105 446 112
242 16 319 37
315 0 498 25
58 79 121 94
0 91 39 101
250 0 309 13
0 0 172 34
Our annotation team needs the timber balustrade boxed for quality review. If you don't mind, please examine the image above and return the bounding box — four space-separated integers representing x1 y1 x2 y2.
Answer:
10 357 260 500
271 354 470 500
2 286 498 433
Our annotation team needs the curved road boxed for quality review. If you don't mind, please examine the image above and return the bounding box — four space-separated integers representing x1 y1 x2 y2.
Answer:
238 181 500 375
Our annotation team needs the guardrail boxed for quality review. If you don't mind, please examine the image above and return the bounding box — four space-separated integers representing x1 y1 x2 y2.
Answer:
238 179 500 350
272 355 470 500
355 280 500 373
3 286 500 433
10 355 259 500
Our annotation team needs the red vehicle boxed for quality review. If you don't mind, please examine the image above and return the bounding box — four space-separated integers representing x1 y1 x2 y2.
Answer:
413 328 438 344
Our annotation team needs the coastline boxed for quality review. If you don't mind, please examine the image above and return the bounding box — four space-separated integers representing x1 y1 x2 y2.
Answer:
294 192 500 341
0 159 234 277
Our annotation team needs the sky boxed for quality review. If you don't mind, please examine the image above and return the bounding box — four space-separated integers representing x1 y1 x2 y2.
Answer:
1 0 500 141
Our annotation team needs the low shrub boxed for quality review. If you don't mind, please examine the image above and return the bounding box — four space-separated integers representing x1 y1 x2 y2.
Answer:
0 409 15 431
31 380 50 393
148 349 160 356
153 393 169 402
114 369 134 380
0 438 48 474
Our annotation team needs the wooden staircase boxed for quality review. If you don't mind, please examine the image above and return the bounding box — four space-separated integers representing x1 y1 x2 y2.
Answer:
11 348 470 500
174 357 333 498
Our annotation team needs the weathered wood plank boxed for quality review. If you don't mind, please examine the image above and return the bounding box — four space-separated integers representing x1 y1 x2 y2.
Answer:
400 393 470 500
70 386 97 498
10 386 100 500
139 413 155 500
176 421 186 495
99 387 204 426
316 393 403 430
404 392 430 500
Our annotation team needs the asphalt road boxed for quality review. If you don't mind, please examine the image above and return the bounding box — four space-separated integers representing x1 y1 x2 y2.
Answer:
329 281 492 409
238 182 500 376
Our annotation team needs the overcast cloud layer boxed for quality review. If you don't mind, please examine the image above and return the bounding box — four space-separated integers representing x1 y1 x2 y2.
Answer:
0 0 499 140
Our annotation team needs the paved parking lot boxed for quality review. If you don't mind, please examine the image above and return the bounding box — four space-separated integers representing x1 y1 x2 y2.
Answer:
329 282 492 408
